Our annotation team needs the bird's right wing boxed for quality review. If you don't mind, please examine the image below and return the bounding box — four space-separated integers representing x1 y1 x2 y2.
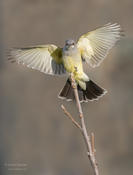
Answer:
8 44 66 75
77 23 123 68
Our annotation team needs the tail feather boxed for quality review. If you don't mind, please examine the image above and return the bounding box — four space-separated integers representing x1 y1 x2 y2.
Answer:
59 79 74 101
77 86 87 102
86 80 103 96
58 78 107 102
84 80 106 101
66 85 75 100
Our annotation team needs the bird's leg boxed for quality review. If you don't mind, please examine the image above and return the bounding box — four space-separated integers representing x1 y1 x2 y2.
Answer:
74 66 78 72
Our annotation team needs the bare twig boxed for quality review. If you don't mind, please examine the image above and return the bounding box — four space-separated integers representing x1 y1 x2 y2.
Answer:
91 132 96 154
71 73 99 175
61 73 99 175
61 104 82 130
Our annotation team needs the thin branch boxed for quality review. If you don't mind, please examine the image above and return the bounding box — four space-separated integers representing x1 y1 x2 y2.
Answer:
61 104 82 131
70 73 99 175
70 74 83 118
91 132 96 154
61 73 99 175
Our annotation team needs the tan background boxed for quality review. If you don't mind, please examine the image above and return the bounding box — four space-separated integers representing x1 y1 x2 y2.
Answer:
0 0 133 175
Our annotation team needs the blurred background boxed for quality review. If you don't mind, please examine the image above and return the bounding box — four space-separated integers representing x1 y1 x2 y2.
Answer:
0 0 133 175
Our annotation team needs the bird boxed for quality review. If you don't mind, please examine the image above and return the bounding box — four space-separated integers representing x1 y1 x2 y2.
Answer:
8 23 123 102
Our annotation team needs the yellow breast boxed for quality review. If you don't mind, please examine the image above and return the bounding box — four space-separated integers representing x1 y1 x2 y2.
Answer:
63 56 82 73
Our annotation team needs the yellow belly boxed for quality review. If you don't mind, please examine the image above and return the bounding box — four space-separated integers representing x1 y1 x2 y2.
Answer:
63 56 84 80
63 55 89 90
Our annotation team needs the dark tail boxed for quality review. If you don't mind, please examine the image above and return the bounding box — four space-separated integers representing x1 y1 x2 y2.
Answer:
58 78 107 102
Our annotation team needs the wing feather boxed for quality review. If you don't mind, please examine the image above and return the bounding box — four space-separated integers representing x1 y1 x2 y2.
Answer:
8 45 66 75
77 23 123 67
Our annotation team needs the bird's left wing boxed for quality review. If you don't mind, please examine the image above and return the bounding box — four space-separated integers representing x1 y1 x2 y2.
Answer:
77 23 123 68
8 44 66 75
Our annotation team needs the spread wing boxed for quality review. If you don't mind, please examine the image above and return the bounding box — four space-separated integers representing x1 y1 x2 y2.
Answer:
77 23 122 68
8 44 66 75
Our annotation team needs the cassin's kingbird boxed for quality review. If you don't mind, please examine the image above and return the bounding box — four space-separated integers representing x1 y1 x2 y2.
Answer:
8 23 122 102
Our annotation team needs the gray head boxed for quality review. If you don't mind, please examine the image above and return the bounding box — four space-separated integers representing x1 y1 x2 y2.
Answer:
64 39 76 50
